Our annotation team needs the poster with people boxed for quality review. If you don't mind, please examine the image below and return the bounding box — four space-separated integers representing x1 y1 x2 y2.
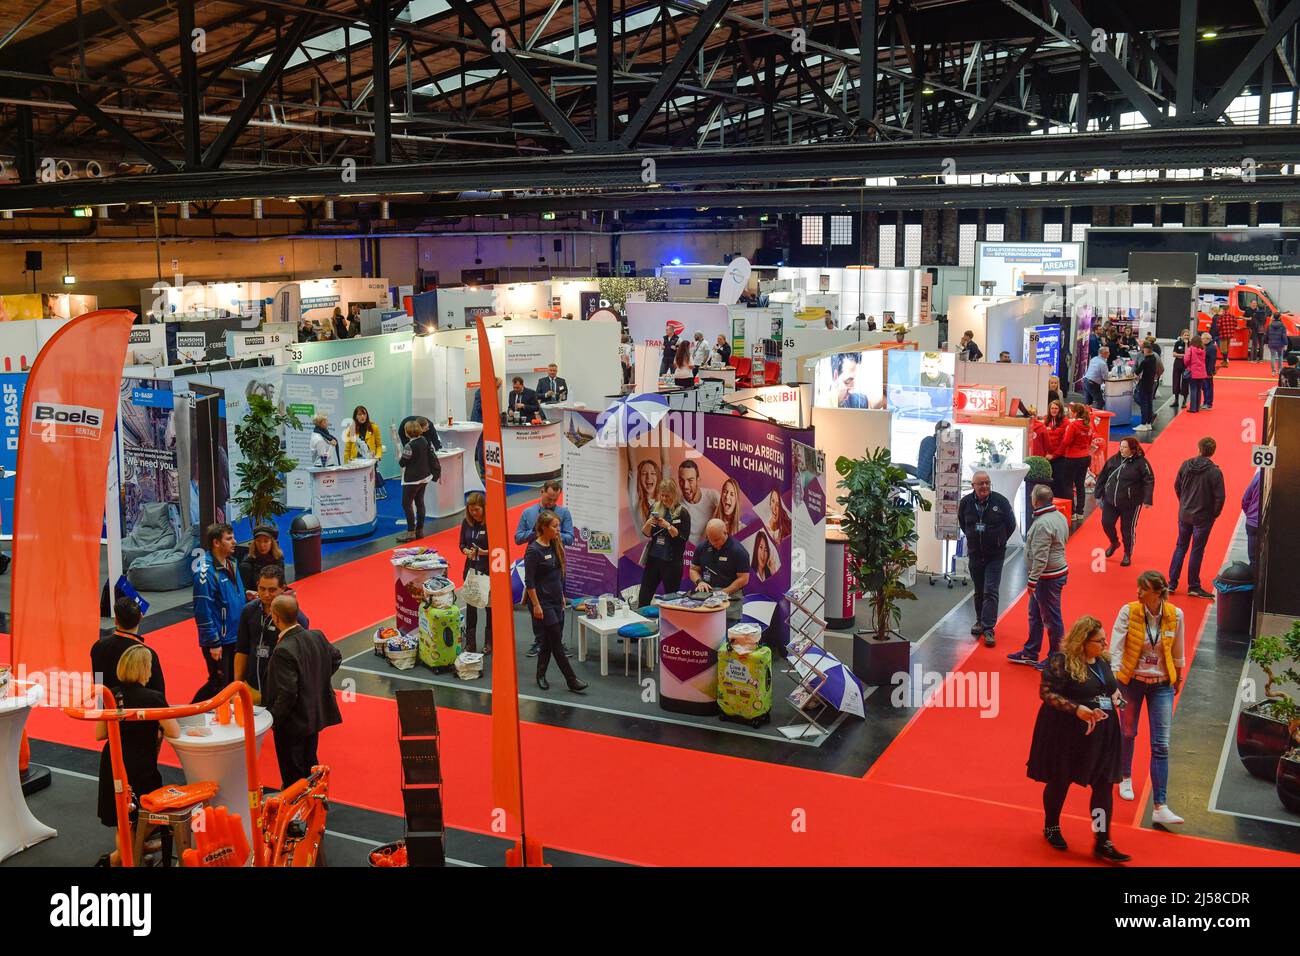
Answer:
886 349 955 421
616 412 813 640
117 377 180 542
813 349 885 409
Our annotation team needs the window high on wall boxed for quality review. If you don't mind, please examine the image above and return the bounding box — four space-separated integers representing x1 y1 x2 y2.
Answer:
1072 222 1088 242
958 223 977 267
1043 222 1063 242
830 215 853 246
879 223 896 268
903 223 922 267
801 215 823 245
986 222 1005 241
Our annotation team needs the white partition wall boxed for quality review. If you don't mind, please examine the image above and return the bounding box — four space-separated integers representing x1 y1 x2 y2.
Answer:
495 281 553 318
412 340 467 423
552 279 600 318
985 294 1047 361
784 328 876 382
497 316 622 410
946 295 1016 357
811 406 892 479
955 359 1052 415
776 267 924 326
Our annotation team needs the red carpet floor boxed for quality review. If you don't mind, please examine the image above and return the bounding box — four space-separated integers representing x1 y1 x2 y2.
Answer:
29 381 1299 865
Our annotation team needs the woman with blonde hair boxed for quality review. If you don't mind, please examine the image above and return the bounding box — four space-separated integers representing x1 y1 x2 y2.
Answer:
525 510 587 693
637 478 691 609
459 492 492 653
95 645 181 866
1026 614 1130 863
713 478 742 535
344 404 387 500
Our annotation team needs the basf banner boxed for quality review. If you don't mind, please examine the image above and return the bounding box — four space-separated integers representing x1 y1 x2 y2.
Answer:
0 371 26 536
975 242 1082 295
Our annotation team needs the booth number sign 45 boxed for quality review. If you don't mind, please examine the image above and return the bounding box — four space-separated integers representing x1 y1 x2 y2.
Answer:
1251 445 1277 469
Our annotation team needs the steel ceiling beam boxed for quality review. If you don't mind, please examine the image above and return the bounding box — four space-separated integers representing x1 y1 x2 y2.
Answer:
201 0 328 169
1199 0 1300 122
1045 0 1165 126
3 125 1294 207
1255 0 1299 87
444 0 588 149
62 88 179 172
177 0 202 168
959 37 1042 136
370 0 392 164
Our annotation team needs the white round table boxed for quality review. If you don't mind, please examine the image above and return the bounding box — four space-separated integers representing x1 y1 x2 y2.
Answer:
440 421 484 494
432 449 465 518
168 706 273 844
0 683 56 861
984 465 1029 550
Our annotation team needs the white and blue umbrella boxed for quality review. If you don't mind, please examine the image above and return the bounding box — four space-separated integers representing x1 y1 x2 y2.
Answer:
790 644 866 718
509 559 527 605
595 392 670 446
740 595 779 628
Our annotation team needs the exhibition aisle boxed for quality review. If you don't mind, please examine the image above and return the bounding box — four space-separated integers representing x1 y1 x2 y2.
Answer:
865 370 1266 831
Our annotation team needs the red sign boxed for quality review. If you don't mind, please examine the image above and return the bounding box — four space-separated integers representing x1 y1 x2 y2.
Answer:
954 384 1006 416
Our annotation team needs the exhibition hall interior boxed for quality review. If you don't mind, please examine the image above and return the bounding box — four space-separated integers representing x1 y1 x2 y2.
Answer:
0 0 1299 900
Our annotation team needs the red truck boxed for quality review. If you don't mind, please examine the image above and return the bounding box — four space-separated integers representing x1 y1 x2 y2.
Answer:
1196 280 1298 359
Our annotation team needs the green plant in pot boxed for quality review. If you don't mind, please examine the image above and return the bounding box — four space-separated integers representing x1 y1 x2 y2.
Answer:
836 449 930 684
1023 455 1055 526
231 394 302 530
1237 623 1300 811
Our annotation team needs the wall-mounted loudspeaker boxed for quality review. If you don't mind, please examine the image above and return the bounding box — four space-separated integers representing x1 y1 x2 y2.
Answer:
25 251 42 271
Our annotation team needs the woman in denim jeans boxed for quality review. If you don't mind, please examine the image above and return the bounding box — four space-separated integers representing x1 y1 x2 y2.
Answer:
1108 570 1186 827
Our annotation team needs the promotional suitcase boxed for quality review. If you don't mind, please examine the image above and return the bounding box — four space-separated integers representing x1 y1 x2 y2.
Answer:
418 603 462 671
717 643 773 726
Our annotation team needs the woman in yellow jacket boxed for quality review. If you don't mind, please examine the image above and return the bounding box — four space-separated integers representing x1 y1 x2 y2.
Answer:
1108 569 1186 826
343 405 387 500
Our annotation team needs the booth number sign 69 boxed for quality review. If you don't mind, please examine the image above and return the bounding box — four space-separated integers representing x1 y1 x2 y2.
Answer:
1251 445 1277 469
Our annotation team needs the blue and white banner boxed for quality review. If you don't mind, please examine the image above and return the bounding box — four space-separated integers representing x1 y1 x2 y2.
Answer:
0 371 26 537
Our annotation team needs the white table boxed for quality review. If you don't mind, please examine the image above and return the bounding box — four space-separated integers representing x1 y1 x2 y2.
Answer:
168 707 273 844
0 683 56 861
986 464 1029 550
439 421 484 494
577 609 654 677
431 449 465 518
698 366 736 389
308 459 378 539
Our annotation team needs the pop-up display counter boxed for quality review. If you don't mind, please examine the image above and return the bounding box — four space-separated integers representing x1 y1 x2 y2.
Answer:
439 421 484 494
1104 375 1136 426
307 459 378 539
656 598 731 715
501 419 562 483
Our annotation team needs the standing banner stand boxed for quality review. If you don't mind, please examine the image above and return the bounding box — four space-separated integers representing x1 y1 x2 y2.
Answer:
930 423 967 586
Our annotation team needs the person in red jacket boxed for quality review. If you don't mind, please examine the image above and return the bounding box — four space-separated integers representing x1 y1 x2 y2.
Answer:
1059 403 1093 522
1033 400 1069 496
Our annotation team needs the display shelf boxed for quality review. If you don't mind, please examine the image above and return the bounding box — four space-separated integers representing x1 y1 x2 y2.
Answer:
782 569 836 739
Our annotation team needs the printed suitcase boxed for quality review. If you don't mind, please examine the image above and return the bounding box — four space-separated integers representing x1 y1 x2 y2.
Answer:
717 642 773 726
418 602 462 671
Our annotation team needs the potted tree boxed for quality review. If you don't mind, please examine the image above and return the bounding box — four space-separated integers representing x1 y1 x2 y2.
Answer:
1235 622 1300 785
231 394 302 530
836 448 930 685
1023 455 1054 529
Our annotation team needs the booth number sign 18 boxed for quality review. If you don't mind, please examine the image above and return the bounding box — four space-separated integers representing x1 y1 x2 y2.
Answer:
1251 445 1277 469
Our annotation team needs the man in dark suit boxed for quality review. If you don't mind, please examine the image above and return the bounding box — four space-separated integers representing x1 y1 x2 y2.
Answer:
535 363 568 404
264 594 342 787
92 598 165 696
659 324 680 375
507 376 544 420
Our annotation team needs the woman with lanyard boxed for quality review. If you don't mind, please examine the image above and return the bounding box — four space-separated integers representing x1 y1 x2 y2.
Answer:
395 419 438 543
1109 570 1185 825
1026 615 1130 862
344 405 387 500
525 511 588 694
459 492 492 654
310 414 340 467
1170 329 1192 412
636 478 691 610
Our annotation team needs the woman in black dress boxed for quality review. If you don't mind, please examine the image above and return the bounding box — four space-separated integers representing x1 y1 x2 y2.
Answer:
1026 615 1130 863
96 645 181 865
525 511 588 694
459 492 492 654
1170 329 1191 411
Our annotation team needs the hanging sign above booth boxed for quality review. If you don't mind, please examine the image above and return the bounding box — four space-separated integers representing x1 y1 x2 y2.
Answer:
953 384 1006 417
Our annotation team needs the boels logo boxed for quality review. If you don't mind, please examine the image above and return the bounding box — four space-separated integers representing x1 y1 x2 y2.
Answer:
30 402 104 441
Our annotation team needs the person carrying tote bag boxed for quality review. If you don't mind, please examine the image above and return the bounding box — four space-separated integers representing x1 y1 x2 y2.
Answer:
395 420 439 542
459 492 492 653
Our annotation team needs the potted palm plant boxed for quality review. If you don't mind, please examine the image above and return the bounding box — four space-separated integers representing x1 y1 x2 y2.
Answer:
1235 621 1300 789
1023 455 1055 528
231 394 302 530
836 448 930 685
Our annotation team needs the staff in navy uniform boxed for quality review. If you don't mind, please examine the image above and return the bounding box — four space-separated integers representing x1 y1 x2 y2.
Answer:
234 564 310 701
525 510 588 694
689 518 751 622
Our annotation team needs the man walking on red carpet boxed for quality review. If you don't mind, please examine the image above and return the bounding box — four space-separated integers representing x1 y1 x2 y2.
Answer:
1008 485 1068 669
959 471 1016 647
1167 437 1224 599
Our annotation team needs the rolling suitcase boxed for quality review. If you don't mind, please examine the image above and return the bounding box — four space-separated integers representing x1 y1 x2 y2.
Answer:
717 642 773 726
418 602 462 671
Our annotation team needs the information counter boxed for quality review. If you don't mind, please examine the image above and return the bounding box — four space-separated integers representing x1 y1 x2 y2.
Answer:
307 459 378 539
656 599 730 715
1104 375 1136 427
501 419 562 483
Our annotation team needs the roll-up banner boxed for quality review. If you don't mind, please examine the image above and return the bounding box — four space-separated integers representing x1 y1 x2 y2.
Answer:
11 310 135 681
561 408 619 598
281 372 345 508
0 371 26 538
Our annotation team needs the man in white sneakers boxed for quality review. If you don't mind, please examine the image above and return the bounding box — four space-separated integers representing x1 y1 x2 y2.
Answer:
1109 569 1186 826
1008 485 1068 669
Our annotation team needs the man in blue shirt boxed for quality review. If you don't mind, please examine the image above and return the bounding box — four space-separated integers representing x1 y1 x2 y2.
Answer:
192 522 244 702
1084 346 1110 408
515 480 574 657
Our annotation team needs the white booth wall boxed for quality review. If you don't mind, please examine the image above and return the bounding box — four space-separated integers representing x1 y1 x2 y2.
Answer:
954 360 1052 416
985 294 1047 362
662 265 727 301
506 316 621 408
552 278 600 318
431 287 497 329
495 281 553 318
811 406 892 489
946 295 1017 357
776 267 923 327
